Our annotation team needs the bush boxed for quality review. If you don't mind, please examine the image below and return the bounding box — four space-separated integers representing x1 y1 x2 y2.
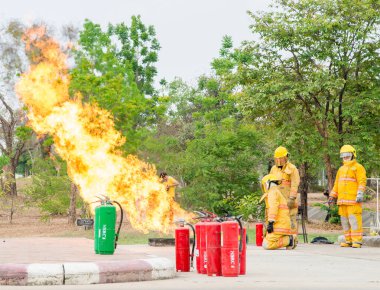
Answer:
314 202 341 224
237 192 265 222
25 157 71 220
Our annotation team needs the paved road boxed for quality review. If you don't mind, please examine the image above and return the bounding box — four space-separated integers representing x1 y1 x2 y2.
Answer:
1 241 379 289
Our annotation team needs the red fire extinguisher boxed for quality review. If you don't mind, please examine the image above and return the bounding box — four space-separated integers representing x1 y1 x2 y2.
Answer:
256 223 264 246
206 222 222 276
195 222 208 274
221 221 239 277
175 220 195 272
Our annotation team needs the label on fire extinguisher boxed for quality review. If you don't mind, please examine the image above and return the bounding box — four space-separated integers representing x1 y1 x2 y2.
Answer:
230 250 235 268
195 249 199 257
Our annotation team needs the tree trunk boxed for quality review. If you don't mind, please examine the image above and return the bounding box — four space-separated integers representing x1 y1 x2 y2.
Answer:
323 153 335 191
4 164 17 196
0 175 4 193
68 183 77 225
299 162 310 221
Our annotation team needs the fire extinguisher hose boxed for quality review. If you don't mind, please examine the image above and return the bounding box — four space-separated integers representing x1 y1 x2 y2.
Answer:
235 215 243 253
185 222 196 268
111 200 124 249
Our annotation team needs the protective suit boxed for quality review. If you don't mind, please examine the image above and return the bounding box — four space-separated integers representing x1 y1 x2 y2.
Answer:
160 172 180 199
166 176 179 197
329 145 366 248
260 174 297 250
270 146 300 234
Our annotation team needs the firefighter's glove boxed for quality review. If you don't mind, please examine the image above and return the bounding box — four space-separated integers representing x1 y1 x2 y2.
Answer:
328 196 336 206
267 221 274 234
287 197 296 209
356 191 364 203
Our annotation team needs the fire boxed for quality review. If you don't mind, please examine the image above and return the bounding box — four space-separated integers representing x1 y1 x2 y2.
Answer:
15 27 188 233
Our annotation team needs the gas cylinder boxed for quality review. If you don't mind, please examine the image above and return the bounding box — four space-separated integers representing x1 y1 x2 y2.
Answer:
175 226 190 272
206 222 222 276
221 221 239 277
256 223 264 246
239 228 246 275
94 201 116 255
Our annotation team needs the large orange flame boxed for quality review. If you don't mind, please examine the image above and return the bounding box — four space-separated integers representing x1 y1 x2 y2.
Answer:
16 27 188 233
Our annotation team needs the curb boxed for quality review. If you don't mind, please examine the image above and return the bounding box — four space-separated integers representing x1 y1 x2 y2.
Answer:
0 258 175 286
338 235 380 247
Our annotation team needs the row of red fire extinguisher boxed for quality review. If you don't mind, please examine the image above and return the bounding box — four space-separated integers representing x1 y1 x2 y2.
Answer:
175 215 264 277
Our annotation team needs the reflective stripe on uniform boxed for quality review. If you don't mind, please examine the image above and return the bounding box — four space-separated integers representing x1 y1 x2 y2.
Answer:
341 216 350 231
337 199 358 205
338 177 357 182
278 236 284 248
274 228 292 234
350 232 363 236
268 214 277 220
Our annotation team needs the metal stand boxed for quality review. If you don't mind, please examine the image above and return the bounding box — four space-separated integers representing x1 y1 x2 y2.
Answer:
298 205 308 243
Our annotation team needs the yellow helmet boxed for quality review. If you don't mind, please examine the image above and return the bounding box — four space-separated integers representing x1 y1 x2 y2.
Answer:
260 174 281 202
340 145 356 158
274 146 288 158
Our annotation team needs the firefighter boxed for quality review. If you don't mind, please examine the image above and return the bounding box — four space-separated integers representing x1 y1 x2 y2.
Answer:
159 172 180 198
260 174 297 250
269 146 300 235
328 145 367 248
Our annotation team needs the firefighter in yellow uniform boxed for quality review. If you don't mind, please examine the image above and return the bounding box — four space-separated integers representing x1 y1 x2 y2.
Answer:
270 146 300 235
159 172 180 198
260 174 297 250
328 145 366 248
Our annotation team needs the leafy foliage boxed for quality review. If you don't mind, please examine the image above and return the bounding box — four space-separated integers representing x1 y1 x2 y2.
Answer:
314 203 341 224
142 75 264 215
70 17 163 153
0 155 10 174
237 192 265 222
211 0 380 186
25 158 72 219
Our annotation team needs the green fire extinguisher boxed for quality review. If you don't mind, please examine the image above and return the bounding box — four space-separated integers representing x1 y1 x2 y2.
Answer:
94 199 123 255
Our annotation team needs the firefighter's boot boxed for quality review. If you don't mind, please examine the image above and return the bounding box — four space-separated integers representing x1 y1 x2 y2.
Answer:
352 243 362 248
286 234 298 250
340 242 352 247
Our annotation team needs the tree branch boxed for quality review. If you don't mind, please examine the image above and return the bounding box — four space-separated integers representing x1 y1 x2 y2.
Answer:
0 141 6 155
0 94 15 125
296 93 324 136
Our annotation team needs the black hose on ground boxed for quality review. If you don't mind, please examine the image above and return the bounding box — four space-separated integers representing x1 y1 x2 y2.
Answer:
235 215 243 253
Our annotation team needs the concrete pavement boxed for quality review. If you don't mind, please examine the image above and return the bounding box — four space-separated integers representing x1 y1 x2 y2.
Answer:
0 238 174 285
1 238 380 288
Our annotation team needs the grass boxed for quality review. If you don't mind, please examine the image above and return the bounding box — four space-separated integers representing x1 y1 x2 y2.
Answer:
61 227 340 245
59 227 174 245
246 228 340 245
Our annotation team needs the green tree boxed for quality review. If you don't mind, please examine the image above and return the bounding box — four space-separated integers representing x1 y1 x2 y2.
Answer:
109 15 160 96
213 0 380 192
142 75 264 214
70 18 162 153
0 20 35 196
182 119 262 214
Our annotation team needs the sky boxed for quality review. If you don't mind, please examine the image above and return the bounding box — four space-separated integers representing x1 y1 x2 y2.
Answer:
1 0 271 85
